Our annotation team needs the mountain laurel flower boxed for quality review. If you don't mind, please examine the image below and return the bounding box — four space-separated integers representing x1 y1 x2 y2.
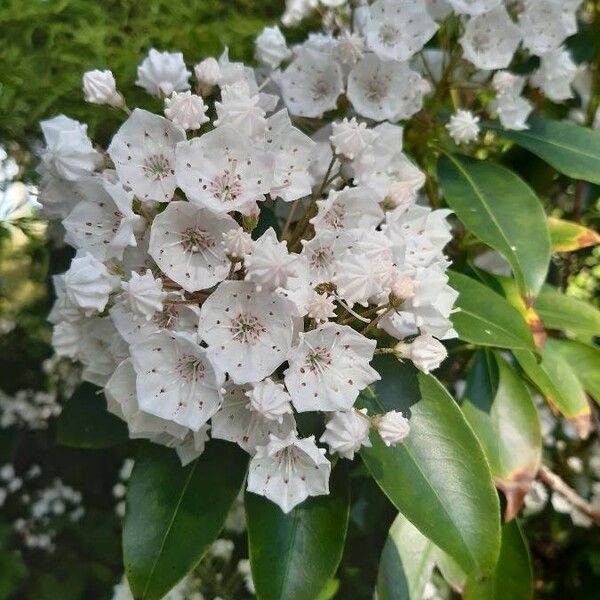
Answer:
446 109 481 144
245 228 297 291
246 379 294 423
396 333 448 373
306 291 336 323
222 228 253 259
330 118 374 160
82 69 123 107
255 25 291 69
247 432 330 513
375 410 410 447
194 57 222 94
136 48 191 97
121 270 166 321
164 91 209 130
320 408 372 460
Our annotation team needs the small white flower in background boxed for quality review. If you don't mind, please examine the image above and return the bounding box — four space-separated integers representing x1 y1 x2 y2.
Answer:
375 410 410 446
519 0 568 57
121 270 166 321
330 117 374 160
320 408 372 460
255 25 291 69
396 333 448 374
523 480 548 515
210 538 235 561
82 69 123 107
446 109 480 144
40 115 101 181
247 432 330 512
136 48 191 96
194 57 222 94
64 252 117 314
164 91 209 130
237 558 256 594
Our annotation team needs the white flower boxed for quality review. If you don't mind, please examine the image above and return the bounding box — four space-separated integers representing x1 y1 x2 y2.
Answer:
37 173 84 219
335 31 365 65
311 186 383 233
164 91 209 130
148 201 238 292
194 57 222 92
247 379 293 422
492 71 526 96
446 110 480 144
365 0 437 63
121 270 166 321
320 409 372 460
330 118 374 160
347 54 425 122
107 109 185 202
460 6 521 70
62 178 140 261
375 410 410 446
82 69 122 107
52 321 83 359
284 323 380 412
493 94 532 131
245 228 297 291
40 115 100 181
256 26 291 69
136 49 191 97
530 49 577 102
306 291 336 323
175 125 274 214
198 280 295 384
247 432 330 512
447 0 501 16
64 252 116 314
519 0 568 56
264 110 316 203
131 331 225 431
222 228 253 258
174 426 211 466
397 333 447 373
215 81 267 139
300 229 354 285
274 47 343 118
212 382 296 454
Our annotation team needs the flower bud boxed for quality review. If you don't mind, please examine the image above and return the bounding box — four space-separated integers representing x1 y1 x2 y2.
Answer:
194 57 221 95
375 410 410 447
82 69 123 107
397 333 447 374
389 275 415 305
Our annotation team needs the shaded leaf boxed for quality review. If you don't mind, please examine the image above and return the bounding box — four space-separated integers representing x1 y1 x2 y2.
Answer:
548 217 600 252
124 442 247 600
461 352 541 521
448 271 535 351
360 357 501 578
438 154 550 297
57 383 128 448
464 520 533 600
486 117 600 184
245 463 349 600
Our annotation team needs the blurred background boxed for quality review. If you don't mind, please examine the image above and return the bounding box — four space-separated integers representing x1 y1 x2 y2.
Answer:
0 1 599 599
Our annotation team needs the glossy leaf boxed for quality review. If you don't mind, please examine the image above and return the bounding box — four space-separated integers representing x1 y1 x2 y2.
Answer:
462 352 541 521
438 154 550 297
360 357 501 578
124 442 247 600
486 117 600 184
464 520 533 600
515 347 591 438
57 383 128 448
544 338 600 404
448 271 535 351
548 217 600 252
245 463 349 600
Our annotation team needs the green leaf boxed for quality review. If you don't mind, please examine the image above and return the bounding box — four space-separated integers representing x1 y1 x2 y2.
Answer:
534 286 600 339
56 383 128 448
486 117 600 184
0 551 27 600
377 513 437 600
544 338 600 404
360 357 501 578
124 442 247 600
245 463 349 600
464 520 533 600
514 346 591 437
438 154 550 297
448 271 535 351
461 351 541 520
548 217 600 252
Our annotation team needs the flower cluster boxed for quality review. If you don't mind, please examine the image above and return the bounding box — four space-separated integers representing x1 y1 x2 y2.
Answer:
41 0 590 514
